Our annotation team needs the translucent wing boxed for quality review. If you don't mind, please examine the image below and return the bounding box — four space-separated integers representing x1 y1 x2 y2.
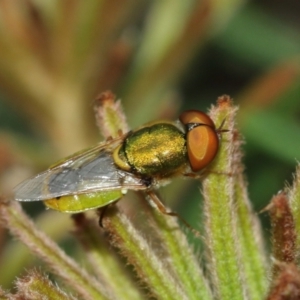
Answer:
14 142 147 201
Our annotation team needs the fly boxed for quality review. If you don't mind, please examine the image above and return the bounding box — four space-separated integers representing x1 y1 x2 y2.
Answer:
14 110 226 229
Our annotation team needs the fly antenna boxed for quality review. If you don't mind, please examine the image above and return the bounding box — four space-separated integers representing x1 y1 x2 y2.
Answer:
216 118 229 134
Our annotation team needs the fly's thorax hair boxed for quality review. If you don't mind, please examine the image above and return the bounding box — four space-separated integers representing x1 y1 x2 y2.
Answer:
133 119 177 131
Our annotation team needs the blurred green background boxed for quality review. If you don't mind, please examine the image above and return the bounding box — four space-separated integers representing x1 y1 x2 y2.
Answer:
0 0 299 287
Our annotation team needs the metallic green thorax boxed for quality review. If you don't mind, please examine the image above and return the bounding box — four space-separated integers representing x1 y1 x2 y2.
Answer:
117 123 187 177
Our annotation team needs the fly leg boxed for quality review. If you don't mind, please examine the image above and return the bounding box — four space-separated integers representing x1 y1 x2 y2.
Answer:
145 190 201 237
183 172 202 179
98 205 110 227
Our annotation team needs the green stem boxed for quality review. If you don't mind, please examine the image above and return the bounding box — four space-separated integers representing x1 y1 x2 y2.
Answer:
0 200 109 300
150 199 212 300
234 174 268 299
15 270 75 300
103 205 188 300
202 98 244 300
73 214 144 300
289 165 300 257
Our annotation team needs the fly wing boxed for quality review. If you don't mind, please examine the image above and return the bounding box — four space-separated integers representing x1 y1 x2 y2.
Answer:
14 144 147 201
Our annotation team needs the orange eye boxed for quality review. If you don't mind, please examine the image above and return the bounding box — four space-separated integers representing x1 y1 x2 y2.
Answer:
179 110 219 172
179 110 215 128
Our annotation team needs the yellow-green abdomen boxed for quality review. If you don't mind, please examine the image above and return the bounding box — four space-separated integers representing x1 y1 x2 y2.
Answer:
44 190 123 213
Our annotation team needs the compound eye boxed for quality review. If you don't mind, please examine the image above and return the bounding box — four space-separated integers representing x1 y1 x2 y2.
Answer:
179 110 215 128
187 125 219 172
180 110 219 172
